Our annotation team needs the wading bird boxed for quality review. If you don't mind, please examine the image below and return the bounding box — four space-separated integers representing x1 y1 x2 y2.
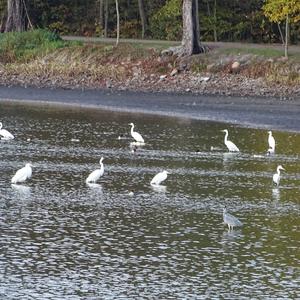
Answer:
267 131 275 154
0 122 14 140
273 165 285 186
11 163 33 184
150 170 170 185
223 207 243 230
129 123 144 143
86 157 104 184
222 129 239 152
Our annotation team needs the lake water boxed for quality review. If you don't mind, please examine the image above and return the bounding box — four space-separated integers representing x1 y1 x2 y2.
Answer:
0 102 299 299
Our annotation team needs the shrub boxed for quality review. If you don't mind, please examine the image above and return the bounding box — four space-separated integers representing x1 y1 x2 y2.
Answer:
0 29 68 63
149 0 182 40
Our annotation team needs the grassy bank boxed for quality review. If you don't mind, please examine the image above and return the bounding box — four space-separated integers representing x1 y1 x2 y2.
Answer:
0 30 299 97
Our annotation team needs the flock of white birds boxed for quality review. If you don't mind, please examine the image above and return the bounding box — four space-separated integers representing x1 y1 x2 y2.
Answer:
1 120 285 230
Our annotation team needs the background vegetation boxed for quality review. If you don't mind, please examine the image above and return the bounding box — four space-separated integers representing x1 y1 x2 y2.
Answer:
0 0 299 44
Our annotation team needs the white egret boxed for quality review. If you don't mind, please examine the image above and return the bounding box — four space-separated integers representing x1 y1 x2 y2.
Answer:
86 157 104 183
0 122 14 140
11 163 33 184
150 170 170 185
268 131 275 153
222 129 239 152
223 207 243 230
129 123 144 143
273 165 285 186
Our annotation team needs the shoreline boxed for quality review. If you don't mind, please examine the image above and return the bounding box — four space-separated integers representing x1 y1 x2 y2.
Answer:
0 85 300 132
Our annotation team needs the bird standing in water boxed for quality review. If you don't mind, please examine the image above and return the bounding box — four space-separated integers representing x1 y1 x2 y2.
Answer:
223 207 243 230
11 163 33 184
273 165 285 186
150 170 170 185
86 157 105 183
267 131 275 154
222 129 240 152
0 122 14 140
129 123 144 143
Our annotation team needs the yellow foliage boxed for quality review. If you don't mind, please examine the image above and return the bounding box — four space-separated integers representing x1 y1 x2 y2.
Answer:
263 0 300 23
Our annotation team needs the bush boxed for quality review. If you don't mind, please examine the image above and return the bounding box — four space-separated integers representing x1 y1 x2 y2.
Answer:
0 29 68 63
149 0 182 40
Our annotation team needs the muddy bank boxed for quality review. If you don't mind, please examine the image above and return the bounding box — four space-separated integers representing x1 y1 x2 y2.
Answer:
0 85 300 132
1 40 300 100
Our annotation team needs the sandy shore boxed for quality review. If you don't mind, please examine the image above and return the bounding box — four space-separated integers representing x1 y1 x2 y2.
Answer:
0 85 300 132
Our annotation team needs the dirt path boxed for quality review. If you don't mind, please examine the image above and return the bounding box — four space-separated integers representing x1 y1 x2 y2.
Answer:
0 85 300 132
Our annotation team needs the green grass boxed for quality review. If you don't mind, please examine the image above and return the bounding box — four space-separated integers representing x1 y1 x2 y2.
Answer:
0 29 80 63
217 46 300 62
219 47 284 58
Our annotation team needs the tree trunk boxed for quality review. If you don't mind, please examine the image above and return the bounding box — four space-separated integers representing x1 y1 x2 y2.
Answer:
104 0 108 37
99 0 104 33
115 0 119 46
5 0 26 32
284 14 289 58
213 0 217 42
181 0 203 55
138 0 147 39
277 23 284 45
0 9 7 32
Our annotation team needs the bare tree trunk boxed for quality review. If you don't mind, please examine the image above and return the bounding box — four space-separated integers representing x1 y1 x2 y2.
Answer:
0 9 7 32
277 23 284 45
213 0 217 42
5 0 26 32
181 0 203 55
104 0 108 37
99 0 104 33
115 0 119 46
138 0 147 39
284 14 289 58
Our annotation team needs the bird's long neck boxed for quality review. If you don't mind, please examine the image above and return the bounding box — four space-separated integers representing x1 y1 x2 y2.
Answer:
277 168 281 175
224 131 228 143
130 124 134 133
100 162 104 170
0 123 2 130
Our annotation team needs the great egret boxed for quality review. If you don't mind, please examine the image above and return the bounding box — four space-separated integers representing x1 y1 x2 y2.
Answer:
86 157 104 183
268 131 275 153
129 123 144 143
273 165 285 186
222 129 239 152
223 207 243 230
150 170 170 185
0 122 14 140
11 163 33 184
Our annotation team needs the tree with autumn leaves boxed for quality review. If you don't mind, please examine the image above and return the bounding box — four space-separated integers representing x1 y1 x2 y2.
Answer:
263 0 300 58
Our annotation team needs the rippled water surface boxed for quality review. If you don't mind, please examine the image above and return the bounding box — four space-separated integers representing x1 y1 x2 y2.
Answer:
0 102 299 299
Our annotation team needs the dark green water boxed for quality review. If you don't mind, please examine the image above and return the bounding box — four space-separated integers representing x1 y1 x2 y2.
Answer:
0 102 299 299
